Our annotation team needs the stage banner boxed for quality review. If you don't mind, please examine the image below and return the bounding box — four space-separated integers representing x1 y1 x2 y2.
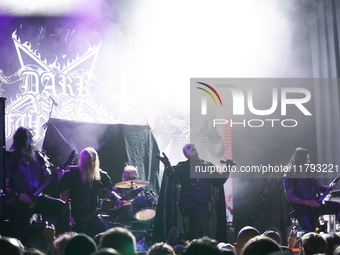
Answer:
42 118 160 194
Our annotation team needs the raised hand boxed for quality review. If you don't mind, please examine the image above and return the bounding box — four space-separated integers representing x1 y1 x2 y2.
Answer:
156 152 171 167
287 229 298 249
43 221 56 243
55 167 65 180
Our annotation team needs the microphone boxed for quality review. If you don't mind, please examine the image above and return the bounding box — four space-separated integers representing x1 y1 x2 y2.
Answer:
220 159 237 166
50 95 58 106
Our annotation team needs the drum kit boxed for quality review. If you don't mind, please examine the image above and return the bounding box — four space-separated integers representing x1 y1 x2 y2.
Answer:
102 179 158 253
114 179 158 222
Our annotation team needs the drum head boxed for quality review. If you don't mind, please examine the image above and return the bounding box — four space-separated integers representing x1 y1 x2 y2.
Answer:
134 208 156 221
132 195 157 221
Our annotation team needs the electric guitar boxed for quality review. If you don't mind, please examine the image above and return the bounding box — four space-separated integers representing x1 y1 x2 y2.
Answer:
79 187 144 223
318 173 340 203
5 150 76 206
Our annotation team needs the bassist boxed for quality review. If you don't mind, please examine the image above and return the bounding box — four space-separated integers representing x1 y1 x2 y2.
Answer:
4 127 70 243
59 147 123 238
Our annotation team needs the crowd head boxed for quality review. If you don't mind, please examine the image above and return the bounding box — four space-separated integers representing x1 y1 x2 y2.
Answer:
242 236 281 255
99 227 136 255
301 232 327 255
2 226 340 255
0 236 24 255
234 226 260 255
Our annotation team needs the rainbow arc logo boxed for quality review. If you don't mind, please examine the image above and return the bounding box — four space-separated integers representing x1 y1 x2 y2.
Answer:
196 82 223 106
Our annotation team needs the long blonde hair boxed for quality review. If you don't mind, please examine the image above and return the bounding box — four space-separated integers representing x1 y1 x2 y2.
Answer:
79 147 101 187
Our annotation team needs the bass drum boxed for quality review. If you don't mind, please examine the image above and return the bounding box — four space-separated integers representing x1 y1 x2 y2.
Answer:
132 193 157 221
132 231 152 253
108 204 135 224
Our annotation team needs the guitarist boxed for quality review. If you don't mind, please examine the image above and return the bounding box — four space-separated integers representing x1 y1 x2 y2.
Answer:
59 147 124 238
283 147 340 232
4 127 70 242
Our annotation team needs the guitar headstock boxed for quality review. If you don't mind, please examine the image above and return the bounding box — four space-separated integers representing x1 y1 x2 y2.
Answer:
61 150 76 169
53 150 76 180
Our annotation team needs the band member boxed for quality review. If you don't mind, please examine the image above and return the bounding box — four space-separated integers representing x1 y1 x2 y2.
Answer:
154 143 228 242
283 147 340 232
122 165 139 182
110 165 140 224
59 147 123 237
5 127 70 243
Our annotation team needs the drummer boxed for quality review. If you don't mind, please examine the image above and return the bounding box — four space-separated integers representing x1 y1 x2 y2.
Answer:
111 164 141 224
120 165 140 206
122 165 139 182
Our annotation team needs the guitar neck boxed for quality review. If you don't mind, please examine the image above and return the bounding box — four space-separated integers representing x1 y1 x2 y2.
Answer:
25 150 75 198
318 174 340 203
80 200 114 223
33 175 56 197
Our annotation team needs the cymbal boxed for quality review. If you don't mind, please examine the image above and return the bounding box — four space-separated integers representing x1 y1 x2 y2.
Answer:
115 180 149 189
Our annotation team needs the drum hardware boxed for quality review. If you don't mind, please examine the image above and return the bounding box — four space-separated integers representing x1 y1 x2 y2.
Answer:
104 218 153 232
106 220 131 230
120 187 144 200
80 197 124 223
107 204 135 223
115 180 149 189
132 191 158 221
129 220 154 232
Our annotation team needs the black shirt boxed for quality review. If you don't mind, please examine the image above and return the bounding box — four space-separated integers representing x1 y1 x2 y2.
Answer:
283 178 320 201
6 150 48 193
171 159 216 203
59 167 113 220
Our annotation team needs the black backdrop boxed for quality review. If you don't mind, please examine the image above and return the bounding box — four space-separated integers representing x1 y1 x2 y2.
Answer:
42 118 160 193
